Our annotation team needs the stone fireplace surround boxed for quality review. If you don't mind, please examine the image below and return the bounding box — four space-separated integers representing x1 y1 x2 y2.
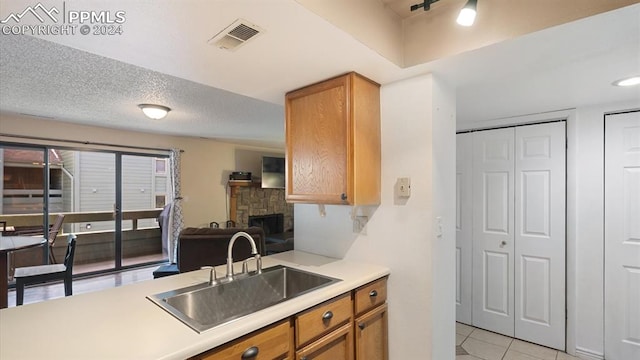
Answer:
233 186 293 236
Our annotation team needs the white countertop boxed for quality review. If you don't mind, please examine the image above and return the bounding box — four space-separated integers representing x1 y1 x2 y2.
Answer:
0 251 389 360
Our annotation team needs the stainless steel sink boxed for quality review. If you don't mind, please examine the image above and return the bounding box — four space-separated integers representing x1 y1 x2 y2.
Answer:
147 265 341 333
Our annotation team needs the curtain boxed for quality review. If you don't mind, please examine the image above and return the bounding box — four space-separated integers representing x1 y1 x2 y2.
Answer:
169 149 184 263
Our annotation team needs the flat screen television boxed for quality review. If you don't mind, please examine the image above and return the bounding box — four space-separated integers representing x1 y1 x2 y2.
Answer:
261 156 285 189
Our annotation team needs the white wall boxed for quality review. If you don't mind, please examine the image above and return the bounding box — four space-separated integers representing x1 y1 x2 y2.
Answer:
571 100 640 359
294 73 456 359
431 75 457 357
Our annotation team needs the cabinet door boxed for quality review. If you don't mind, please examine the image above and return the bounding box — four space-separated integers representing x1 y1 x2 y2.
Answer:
286 75 350 204
296 323 354 360
195 320 292 360
355 304 388 360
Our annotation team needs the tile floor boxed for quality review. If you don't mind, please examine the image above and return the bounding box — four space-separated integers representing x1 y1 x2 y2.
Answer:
456 322 580 360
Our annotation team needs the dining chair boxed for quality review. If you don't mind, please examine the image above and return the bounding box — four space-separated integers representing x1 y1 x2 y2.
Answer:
47 214 65 264
14 233 76 306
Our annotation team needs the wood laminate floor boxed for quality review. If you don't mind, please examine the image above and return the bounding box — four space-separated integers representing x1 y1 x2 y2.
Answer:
6 264 160 307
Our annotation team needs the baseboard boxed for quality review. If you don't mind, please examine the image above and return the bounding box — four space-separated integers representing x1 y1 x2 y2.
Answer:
575 347 604 360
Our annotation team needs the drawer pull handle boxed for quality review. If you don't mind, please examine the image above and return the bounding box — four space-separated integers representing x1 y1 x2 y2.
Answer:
322 310 334 321
369 289 378 297
301 357 308 360
341 193 347 201
241 346 259 359
358 322 365 330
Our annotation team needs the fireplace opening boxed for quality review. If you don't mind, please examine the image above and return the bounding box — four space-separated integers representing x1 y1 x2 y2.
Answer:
248 213 284 236
248 213 293 254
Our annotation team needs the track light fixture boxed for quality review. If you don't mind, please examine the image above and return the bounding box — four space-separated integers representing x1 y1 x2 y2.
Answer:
457 0 478 26
410 0 440 12
410 0 478 27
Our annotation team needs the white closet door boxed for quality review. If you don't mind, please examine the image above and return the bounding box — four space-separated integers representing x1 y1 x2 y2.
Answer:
514 122 566 350
456 133 473 324
472 128 515 336
605 111 640 360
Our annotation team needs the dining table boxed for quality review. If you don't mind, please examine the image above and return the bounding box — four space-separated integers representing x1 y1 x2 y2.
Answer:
0 236 47 308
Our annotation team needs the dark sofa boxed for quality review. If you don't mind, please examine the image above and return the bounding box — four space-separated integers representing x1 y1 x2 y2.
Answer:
176 226 266 273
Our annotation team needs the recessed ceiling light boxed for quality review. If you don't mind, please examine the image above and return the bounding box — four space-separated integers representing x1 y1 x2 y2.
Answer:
612 76 640 87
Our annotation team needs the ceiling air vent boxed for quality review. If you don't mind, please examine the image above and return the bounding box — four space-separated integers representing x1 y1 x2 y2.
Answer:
208 19 264 51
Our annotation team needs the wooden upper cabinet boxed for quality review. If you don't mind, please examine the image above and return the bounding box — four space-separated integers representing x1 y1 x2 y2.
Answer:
285 72 381 205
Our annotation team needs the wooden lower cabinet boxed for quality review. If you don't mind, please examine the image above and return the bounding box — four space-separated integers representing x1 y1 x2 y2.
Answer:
192 320 293 360
191 276 388 360
296 323 354 360
355 303 388 360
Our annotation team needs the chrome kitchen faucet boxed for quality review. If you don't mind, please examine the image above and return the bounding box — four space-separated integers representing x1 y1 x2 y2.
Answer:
226 231 262 280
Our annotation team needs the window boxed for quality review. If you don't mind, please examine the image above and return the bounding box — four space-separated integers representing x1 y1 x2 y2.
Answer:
155 194 166 208
155 158 167 175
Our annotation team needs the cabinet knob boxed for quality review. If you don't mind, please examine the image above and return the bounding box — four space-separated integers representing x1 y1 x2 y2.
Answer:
241 346 259 359
369 289 378 297
340 193 347 201
322 310 334 321
358 322 365 330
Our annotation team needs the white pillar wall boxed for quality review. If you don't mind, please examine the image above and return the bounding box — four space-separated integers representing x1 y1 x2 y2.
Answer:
294 73 456 359
571 100 639 359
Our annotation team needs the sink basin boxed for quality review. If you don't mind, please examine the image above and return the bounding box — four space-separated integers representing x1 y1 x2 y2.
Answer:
147 265 341 333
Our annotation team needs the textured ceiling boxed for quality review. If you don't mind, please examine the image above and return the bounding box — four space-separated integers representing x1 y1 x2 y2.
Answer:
0 35 285 146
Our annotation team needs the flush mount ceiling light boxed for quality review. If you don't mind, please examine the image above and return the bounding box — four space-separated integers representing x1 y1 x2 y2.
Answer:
612 75 640 87
410 0 478 27
138 104 171 120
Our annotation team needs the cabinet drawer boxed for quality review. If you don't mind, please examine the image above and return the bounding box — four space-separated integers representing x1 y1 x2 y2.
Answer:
354 277 387 315
296 323 354 360
295 293 352 348
194 320 292 360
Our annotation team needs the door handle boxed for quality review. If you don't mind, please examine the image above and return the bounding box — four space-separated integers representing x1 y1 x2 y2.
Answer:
500 240 507 247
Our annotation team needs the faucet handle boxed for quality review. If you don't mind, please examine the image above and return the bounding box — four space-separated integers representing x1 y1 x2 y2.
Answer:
255 254 262 274
200 266 217 285
241 254 262 275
